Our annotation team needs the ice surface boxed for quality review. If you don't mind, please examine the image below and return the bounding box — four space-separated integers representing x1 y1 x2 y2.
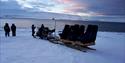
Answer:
0 28 125 63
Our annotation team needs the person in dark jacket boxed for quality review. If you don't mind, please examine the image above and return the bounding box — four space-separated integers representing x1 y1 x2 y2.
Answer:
11 24 16 36
37 24 45 39
31 24 36 38
4 23 10 37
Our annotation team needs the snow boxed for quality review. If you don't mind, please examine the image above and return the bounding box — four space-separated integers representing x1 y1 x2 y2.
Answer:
0 28 125 63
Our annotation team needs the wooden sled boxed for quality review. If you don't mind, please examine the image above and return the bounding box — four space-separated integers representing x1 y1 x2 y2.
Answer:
60 39 96 52
58 24 98 52
60 39 95 46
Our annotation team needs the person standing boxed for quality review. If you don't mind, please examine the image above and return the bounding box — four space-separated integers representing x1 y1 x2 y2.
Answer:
4 23 10 37
31 24 36 38
11 24 16 36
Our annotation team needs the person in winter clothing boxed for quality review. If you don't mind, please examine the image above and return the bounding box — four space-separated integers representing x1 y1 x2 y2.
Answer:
36 24 45 39
31 24 36 38
11 24 16 36
4 23 10 37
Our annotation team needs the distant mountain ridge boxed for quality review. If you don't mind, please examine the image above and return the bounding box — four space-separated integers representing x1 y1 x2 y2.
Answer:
0 9 125 23
0 9 82 20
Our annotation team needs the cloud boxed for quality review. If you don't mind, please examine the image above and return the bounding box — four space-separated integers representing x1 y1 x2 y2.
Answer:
53 0 125 16
0 0 9 2
53 0 73 4
72 0 125 16
85 0 125 16
0 0 21 10
0 0 125 16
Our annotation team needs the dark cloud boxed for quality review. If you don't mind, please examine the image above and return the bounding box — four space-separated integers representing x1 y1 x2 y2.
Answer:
72 0 125 16
0 0 125 16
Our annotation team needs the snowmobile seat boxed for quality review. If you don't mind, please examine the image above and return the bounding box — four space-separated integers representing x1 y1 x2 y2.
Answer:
59 24 71 39
75 25 98 46
60 24 98 47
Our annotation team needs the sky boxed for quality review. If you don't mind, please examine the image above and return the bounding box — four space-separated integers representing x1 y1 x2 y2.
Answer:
0 0 125 17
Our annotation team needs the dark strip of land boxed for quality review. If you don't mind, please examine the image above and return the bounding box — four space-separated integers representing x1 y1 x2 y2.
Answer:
57 20 125 32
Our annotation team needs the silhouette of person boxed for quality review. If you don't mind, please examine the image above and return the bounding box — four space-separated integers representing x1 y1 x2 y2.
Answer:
11 24 16 36
31 24 36 38
38 24 44 39
4 23 10 37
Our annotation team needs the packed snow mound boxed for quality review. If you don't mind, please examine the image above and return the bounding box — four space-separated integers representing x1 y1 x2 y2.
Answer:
0 28 125 63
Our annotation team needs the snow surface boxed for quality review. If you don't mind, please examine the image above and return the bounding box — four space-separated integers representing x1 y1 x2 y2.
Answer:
0 28 125 63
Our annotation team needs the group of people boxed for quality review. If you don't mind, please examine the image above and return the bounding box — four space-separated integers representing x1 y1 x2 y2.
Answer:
4 23 55 39
3 23 36 38
4 23 16 37
4 23 36 38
